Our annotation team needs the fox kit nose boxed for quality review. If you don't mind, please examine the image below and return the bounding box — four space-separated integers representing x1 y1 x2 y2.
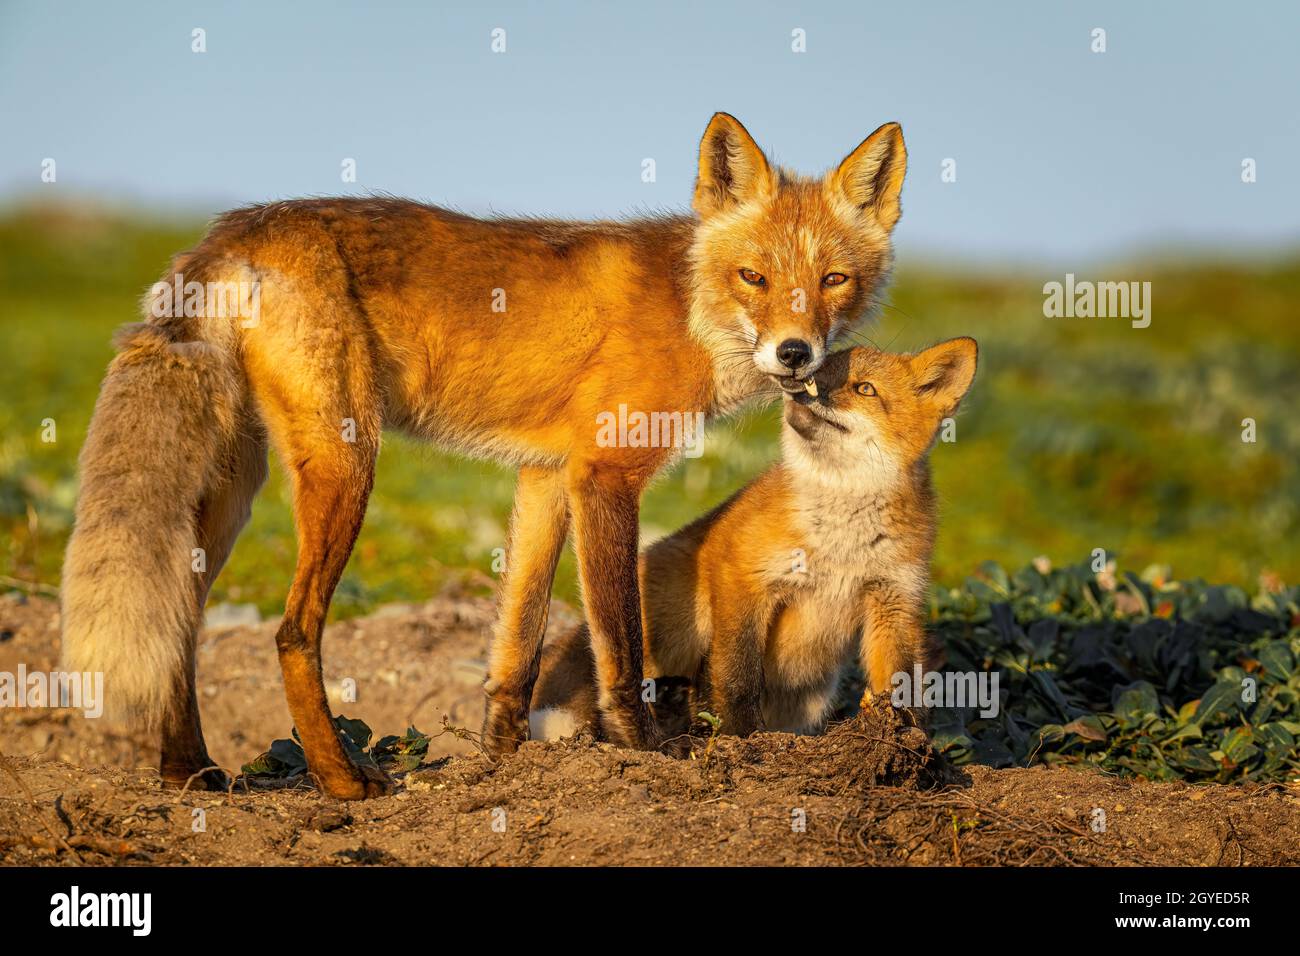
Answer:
776 338 812 370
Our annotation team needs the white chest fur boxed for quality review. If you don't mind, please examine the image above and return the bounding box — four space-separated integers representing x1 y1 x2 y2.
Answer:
769 465 922 672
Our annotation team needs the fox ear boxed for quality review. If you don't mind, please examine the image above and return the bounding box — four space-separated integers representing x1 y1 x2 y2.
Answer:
832 122 907 230
693 113 774 216
912 337 977 417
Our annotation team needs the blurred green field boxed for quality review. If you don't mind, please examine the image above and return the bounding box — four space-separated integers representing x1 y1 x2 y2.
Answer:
3 203 1298 619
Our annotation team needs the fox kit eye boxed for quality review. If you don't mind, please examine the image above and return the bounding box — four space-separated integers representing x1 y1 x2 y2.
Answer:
856 382 877 396
822 273 849 287
739 268 766 286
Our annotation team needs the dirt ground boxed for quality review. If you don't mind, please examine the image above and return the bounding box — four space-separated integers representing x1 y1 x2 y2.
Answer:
2 591 1298 866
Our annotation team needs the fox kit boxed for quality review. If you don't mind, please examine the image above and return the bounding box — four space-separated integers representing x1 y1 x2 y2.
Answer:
532 339 978 738
60 113 910 799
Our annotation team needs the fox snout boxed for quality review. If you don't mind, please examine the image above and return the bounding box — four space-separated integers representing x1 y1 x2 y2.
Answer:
776 338 812 370
754 331 826 380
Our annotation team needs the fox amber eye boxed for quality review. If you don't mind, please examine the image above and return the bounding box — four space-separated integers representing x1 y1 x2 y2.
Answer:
739 268 766 286
856 382 877 397
822 273 849 287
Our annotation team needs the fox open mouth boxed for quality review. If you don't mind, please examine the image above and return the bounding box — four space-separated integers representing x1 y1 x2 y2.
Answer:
773 375 819 397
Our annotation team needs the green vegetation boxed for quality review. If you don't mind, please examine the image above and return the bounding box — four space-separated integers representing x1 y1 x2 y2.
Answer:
3 204 1298 620
242 719 433 778
933 557 1300 783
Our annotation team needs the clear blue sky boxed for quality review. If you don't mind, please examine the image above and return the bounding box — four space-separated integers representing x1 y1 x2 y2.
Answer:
1 0 1296 263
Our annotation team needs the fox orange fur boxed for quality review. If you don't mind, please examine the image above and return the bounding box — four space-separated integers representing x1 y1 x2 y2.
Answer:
532 340 978 739
60 113 909 799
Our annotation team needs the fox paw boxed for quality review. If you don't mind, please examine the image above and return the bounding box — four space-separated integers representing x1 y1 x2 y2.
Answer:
481 699 529 758
319 762 395 801
161 765 230 793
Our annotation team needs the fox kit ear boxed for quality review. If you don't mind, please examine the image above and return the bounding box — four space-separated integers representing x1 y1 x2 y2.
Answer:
832 122 907 230
912 337 978 417
693 113 774 217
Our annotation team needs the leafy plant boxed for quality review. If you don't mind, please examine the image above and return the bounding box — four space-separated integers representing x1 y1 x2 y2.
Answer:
928 557 1300 783
241 717 431 779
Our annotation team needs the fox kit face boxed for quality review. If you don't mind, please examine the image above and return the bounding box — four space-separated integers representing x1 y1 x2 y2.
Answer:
688 113 908 386
782 339 978 483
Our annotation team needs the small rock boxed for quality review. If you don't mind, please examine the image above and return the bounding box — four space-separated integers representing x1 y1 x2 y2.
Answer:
304 807 353 832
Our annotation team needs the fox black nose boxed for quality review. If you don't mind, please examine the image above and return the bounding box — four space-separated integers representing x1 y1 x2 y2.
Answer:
777 339 812 370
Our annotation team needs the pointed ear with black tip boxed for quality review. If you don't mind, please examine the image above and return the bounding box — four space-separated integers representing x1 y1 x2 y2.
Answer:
693 112 774 217
831 122 908 230
911 337 978 418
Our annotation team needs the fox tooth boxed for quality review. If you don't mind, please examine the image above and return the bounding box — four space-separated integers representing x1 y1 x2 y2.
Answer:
803 378 818 398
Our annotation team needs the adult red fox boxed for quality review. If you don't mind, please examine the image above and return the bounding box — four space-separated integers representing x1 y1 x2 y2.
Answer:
531 341 978 739
60 113 909 799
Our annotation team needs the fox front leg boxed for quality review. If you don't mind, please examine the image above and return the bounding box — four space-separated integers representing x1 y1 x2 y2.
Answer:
859 581 930 712
483 466 570 756
566 459 659 750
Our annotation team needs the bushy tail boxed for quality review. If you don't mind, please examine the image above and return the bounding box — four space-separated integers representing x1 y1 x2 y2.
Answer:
61 320 243 731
